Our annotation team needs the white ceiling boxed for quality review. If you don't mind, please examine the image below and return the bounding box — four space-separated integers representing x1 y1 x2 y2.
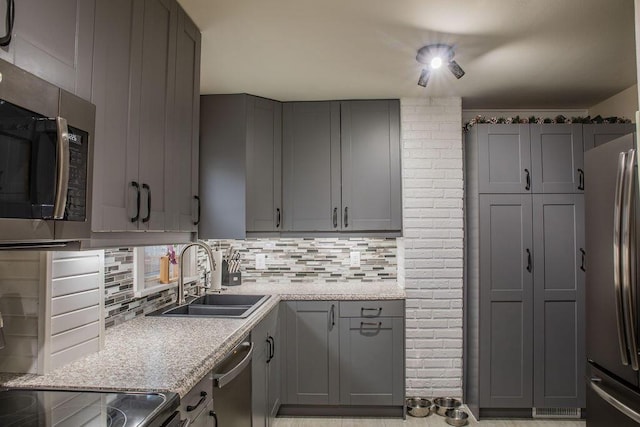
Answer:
178 0 637 109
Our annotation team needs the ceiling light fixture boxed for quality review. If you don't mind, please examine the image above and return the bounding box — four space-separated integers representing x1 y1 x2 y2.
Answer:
416 43 465 87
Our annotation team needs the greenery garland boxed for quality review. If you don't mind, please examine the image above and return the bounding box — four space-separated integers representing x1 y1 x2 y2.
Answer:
463 114 631 133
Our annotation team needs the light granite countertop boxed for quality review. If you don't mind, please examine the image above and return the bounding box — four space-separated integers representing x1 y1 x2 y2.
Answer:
0 281 404 398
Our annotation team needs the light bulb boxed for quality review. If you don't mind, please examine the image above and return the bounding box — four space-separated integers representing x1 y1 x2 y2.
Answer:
430 56 442 69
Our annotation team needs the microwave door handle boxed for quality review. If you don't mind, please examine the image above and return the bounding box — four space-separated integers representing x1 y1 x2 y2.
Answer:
53 117 70 219
622 149 639 371
614 151 630 366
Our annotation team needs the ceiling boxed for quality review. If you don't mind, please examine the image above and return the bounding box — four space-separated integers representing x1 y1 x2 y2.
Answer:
178 0 637 109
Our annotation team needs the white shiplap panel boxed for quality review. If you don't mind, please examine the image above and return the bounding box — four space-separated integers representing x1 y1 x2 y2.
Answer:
51 290 100 316
50 321 100 354
0 355 38 374
51 273 100 297
51 306 100 335
49 338 100 371
51 257 100 279
0 259 41 280
53 251 101 261
0 279 40 298
5 335 39 357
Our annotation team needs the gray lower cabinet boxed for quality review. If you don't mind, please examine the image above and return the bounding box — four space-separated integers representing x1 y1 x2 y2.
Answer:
180 371 215 426
199 94 282 238
283 301 340 405
338 301 405 406
252 304 281 427
583 123 636 151
476 193 585 410
282 300 405 414
0 0 95 101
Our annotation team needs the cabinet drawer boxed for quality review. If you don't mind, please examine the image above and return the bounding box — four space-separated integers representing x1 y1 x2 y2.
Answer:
181 371 213 418
339 300 404 318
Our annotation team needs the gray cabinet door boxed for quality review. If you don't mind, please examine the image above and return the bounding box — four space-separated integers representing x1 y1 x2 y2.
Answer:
340 100 401 231
6 0 95 101
530 124 583 194
267 305 281 426
478 124 531 194
170 6 201 232
247 97 283 232
583 123 636 151
284 301 339 405
479 194 534 408
532 194 585 408
283 102 341 231
252 309 269 427
91 0 138 232
338 317 404 405
129 0 177 231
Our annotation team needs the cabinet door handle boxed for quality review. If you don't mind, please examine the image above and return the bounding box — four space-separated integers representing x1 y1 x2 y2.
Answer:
344 207 349 228
186 391 207 412
361 321 382 328
130 181 141 223
0 0 15 47
578 168 585 190
526 248 532 272
329 304 336 330
276 208 281 228
524 169 531 191
142 184 151 223
209 410 218 425
333 207 338 228
361 307 382 317
580 248 586 272
193 195 200 226
266 336 274 363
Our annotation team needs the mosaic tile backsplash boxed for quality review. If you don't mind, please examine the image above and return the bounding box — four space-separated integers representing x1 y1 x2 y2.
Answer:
103 238 397 328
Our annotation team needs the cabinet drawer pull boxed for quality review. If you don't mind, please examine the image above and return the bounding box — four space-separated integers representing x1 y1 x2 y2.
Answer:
186 391 207 412
142 183 151 223
361 321 382 328
361 307 382 317
130 181 140 223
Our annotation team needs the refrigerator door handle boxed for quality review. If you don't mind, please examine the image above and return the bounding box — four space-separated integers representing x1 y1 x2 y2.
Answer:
614 151 630 366
621 148 639 371
589 377 640 424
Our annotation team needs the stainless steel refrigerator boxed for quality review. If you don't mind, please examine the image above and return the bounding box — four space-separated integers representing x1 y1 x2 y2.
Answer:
586 133 640 425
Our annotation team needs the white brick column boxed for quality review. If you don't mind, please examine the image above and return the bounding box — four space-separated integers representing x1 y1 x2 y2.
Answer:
400 97 464 398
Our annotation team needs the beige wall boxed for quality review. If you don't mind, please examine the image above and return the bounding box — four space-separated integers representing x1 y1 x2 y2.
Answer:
589 85 638 120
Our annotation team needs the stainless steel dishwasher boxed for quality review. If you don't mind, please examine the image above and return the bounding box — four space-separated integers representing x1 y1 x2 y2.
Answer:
212 338 253 426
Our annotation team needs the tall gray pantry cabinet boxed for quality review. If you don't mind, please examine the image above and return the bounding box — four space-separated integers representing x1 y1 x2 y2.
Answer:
465 123 593 417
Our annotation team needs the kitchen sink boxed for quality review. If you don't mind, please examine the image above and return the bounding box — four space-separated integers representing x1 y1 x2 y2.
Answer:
149 294 269 318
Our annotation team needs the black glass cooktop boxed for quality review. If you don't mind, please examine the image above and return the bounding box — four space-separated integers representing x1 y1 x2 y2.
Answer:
0 389 179 427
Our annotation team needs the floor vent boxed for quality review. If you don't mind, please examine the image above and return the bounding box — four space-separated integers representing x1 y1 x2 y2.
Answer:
533 408 581 419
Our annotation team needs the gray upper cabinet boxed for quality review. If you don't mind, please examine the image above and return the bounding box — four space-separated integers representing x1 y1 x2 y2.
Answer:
283 301 340 405
282 102 341 232
532 194 585 408
530 124 583 194
283 100 401 233
170 7 201 232
340 100 402 231
338 300 405 406
477 124 531 194
91 0 200 238
583 123 636 151
199 94 282 239
479 194 534 408
0 0 95 101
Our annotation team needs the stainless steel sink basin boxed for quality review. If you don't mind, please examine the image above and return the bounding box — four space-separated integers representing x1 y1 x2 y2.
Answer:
149 294 269 318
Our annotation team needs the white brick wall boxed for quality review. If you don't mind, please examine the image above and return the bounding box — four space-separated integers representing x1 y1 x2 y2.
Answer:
400 97 464 398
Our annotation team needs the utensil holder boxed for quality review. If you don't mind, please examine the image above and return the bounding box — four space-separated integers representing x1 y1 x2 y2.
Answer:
221 260 242 286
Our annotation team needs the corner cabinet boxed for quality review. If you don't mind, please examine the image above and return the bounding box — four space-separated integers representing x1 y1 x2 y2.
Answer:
90 0 200 239
282 100 402 233
199 94 282 239
464 123 632 417
0 0 95 101
281 300 405 416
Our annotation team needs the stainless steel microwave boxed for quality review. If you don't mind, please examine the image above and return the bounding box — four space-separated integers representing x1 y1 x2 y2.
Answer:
0 59 95 247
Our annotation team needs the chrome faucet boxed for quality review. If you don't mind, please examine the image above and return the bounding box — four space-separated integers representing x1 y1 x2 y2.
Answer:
178 240 218 305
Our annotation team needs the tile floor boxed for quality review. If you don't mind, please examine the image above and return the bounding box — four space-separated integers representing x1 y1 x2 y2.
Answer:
273 415 586 427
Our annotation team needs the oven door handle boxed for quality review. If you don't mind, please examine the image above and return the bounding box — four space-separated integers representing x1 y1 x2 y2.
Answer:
53 117 70 219
213 341 253 389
